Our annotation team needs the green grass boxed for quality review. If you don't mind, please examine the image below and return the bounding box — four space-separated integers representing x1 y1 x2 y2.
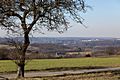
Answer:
1 56 120 73
0 60 17 73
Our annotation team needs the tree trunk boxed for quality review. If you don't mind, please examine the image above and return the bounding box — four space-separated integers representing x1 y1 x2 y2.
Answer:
17 64 25 78
16 32 30 78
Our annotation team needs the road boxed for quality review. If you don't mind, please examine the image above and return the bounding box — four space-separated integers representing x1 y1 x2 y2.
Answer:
0 67 120 79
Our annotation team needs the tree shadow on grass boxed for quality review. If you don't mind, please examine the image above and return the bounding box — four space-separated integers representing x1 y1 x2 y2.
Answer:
44 66 109 71
26 66 109 72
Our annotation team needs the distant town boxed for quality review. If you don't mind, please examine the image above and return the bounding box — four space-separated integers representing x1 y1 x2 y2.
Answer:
0 37 120 59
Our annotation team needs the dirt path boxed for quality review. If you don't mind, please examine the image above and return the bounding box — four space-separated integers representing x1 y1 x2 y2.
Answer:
0 67 120 79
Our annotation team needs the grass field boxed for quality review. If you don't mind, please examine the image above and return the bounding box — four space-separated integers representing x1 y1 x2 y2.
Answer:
0 56 120 73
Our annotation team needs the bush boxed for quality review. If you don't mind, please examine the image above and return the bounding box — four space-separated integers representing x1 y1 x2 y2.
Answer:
85 54 91 57
0 47 9 60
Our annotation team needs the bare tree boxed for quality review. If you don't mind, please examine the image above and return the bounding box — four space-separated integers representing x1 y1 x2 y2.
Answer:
0 0 87 78
7 39 31 77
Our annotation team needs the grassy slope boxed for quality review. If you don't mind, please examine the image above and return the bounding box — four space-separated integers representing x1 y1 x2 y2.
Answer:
0 56 120 73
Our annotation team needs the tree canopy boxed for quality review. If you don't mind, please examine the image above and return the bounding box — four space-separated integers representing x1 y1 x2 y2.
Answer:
0 0 86 34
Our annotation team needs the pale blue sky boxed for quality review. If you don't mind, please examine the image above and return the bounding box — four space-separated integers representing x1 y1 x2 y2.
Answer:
0 0 120 38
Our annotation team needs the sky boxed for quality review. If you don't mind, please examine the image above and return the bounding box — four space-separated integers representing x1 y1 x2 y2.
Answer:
0 0 120 38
